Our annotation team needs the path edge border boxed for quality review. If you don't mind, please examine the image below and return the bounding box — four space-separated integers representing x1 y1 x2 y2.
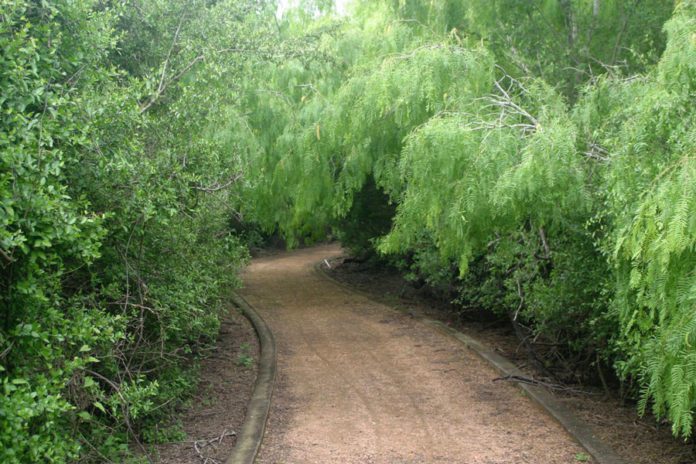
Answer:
226 292 276 464
314 261 625 464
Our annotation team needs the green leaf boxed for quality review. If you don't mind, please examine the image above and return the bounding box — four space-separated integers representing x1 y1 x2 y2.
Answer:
93 401 106 414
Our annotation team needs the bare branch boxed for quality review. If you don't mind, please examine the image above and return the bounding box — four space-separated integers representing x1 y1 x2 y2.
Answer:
538 227 551 259
192 173 243 193
0 247 15 264
0 341 14 360
140 47 265 114
583 142 610 162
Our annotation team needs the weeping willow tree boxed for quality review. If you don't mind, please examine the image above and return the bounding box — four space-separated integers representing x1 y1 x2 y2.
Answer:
574 0 695 436
239 4 441 244
240 0 696 438
281 45 494 243
380 77 585 265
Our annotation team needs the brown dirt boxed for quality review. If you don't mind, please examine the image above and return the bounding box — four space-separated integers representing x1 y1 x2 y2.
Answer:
239 244 590 464
153 307 259 464
325 249 696 464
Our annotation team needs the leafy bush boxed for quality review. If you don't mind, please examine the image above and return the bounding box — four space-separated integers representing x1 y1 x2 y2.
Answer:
0 0 275 461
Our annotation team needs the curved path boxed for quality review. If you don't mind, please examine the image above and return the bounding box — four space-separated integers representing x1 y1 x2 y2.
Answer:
239 245 588 463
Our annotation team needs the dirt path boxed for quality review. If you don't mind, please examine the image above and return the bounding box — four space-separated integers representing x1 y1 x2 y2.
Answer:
239 245 588 464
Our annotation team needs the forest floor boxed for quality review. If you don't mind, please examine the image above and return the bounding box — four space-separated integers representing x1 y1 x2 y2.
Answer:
239 244 590 463
325 248 696 464
153 307 259 464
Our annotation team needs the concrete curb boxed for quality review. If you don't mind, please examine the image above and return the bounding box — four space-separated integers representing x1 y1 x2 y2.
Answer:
227 293 276 464
314 261 625 464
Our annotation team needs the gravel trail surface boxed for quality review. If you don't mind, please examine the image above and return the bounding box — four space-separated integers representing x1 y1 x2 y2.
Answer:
240 244 588 464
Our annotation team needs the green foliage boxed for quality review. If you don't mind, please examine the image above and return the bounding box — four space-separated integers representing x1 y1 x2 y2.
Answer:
243 0 696 439
246 39 495 245
0 2 120 460
587 1 696 436
2 0 695 453
463 0 674 98
381 77 587 269
236 342 254 368
0 0 277 461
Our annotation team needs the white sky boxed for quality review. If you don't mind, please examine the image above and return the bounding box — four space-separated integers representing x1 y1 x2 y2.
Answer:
276 0 351 18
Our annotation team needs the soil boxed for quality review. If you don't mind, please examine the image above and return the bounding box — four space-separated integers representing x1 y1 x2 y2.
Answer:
325 249 696 464
153 306 259 464
239 244 590 463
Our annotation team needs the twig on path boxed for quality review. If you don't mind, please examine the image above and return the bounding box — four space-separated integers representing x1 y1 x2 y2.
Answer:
323 259 332 269
492 375 595 396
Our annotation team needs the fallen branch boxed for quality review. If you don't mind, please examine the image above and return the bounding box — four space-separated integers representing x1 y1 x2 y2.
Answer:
0 247 15 264
193 429 237 464
493 374 595 395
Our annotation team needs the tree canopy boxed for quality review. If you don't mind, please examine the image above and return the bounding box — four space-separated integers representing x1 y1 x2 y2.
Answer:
241 0 695 440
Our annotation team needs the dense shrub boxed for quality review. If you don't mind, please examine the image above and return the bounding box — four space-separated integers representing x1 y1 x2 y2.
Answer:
0 0 275 461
